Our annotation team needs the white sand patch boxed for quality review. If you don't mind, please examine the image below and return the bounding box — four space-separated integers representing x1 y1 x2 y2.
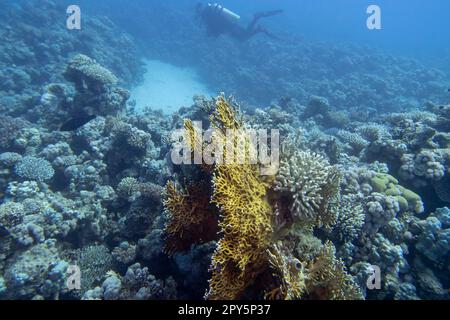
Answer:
130 59 214 114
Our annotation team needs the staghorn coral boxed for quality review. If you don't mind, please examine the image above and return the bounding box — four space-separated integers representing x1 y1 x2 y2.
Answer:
117 177 141 200
116 177 163 203
75 244 113 293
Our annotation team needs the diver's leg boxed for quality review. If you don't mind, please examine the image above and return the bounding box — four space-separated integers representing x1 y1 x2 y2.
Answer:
247 15 262 32
238 25 274 41
251 25 279 40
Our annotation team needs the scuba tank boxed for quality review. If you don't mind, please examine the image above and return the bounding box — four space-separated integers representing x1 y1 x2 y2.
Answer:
208 3 241 23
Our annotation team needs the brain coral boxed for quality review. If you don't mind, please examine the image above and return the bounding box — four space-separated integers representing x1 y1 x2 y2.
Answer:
14 156 55 182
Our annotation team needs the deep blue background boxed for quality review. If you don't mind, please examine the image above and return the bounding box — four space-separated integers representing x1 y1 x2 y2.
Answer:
72 0 450 61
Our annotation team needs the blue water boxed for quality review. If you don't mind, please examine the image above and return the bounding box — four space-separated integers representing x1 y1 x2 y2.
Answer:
77 0 450 61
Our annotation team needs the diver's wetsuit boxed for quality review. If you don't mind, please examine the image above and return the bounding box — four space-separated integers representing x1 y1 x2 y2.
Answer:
198 4 282 41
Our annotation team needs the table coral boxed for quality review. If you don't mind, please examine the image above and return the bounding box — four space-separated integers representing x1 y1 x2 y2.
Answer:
14 156 54 182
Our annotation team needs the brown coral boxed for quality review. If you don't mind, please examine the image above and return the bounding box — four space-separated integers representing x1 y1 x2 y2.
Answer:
163 181 218 255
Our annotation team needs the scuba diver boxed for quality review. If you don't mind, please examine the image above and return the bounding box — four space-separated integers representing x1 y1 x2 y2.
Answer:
196 3 283 41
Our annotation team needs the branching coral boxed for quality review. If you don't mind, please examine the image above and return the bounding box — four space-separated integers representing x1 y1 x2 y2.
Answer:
117 177 163 202
76 244 113 293
14 156 55 182
273 148 340 229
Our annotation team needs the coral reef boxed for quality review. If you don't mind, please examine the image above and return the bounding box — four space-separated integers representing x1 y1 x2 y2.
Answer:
163 96 362 300
0 0 449 301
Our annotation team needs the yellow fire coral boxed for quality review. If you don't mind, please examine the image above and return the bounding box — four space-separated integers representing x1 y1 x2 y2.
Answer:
209 95 243 132
206 96 273 300
207 163 272 299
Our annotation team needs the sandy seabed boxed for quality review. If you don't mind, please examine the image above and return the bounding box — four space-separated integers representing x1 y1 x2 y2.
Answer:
130 59 214 114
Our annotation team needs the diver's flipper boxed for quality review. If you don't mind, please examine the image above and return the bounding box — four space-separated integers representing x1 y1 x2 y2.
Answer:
255 10 283 19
